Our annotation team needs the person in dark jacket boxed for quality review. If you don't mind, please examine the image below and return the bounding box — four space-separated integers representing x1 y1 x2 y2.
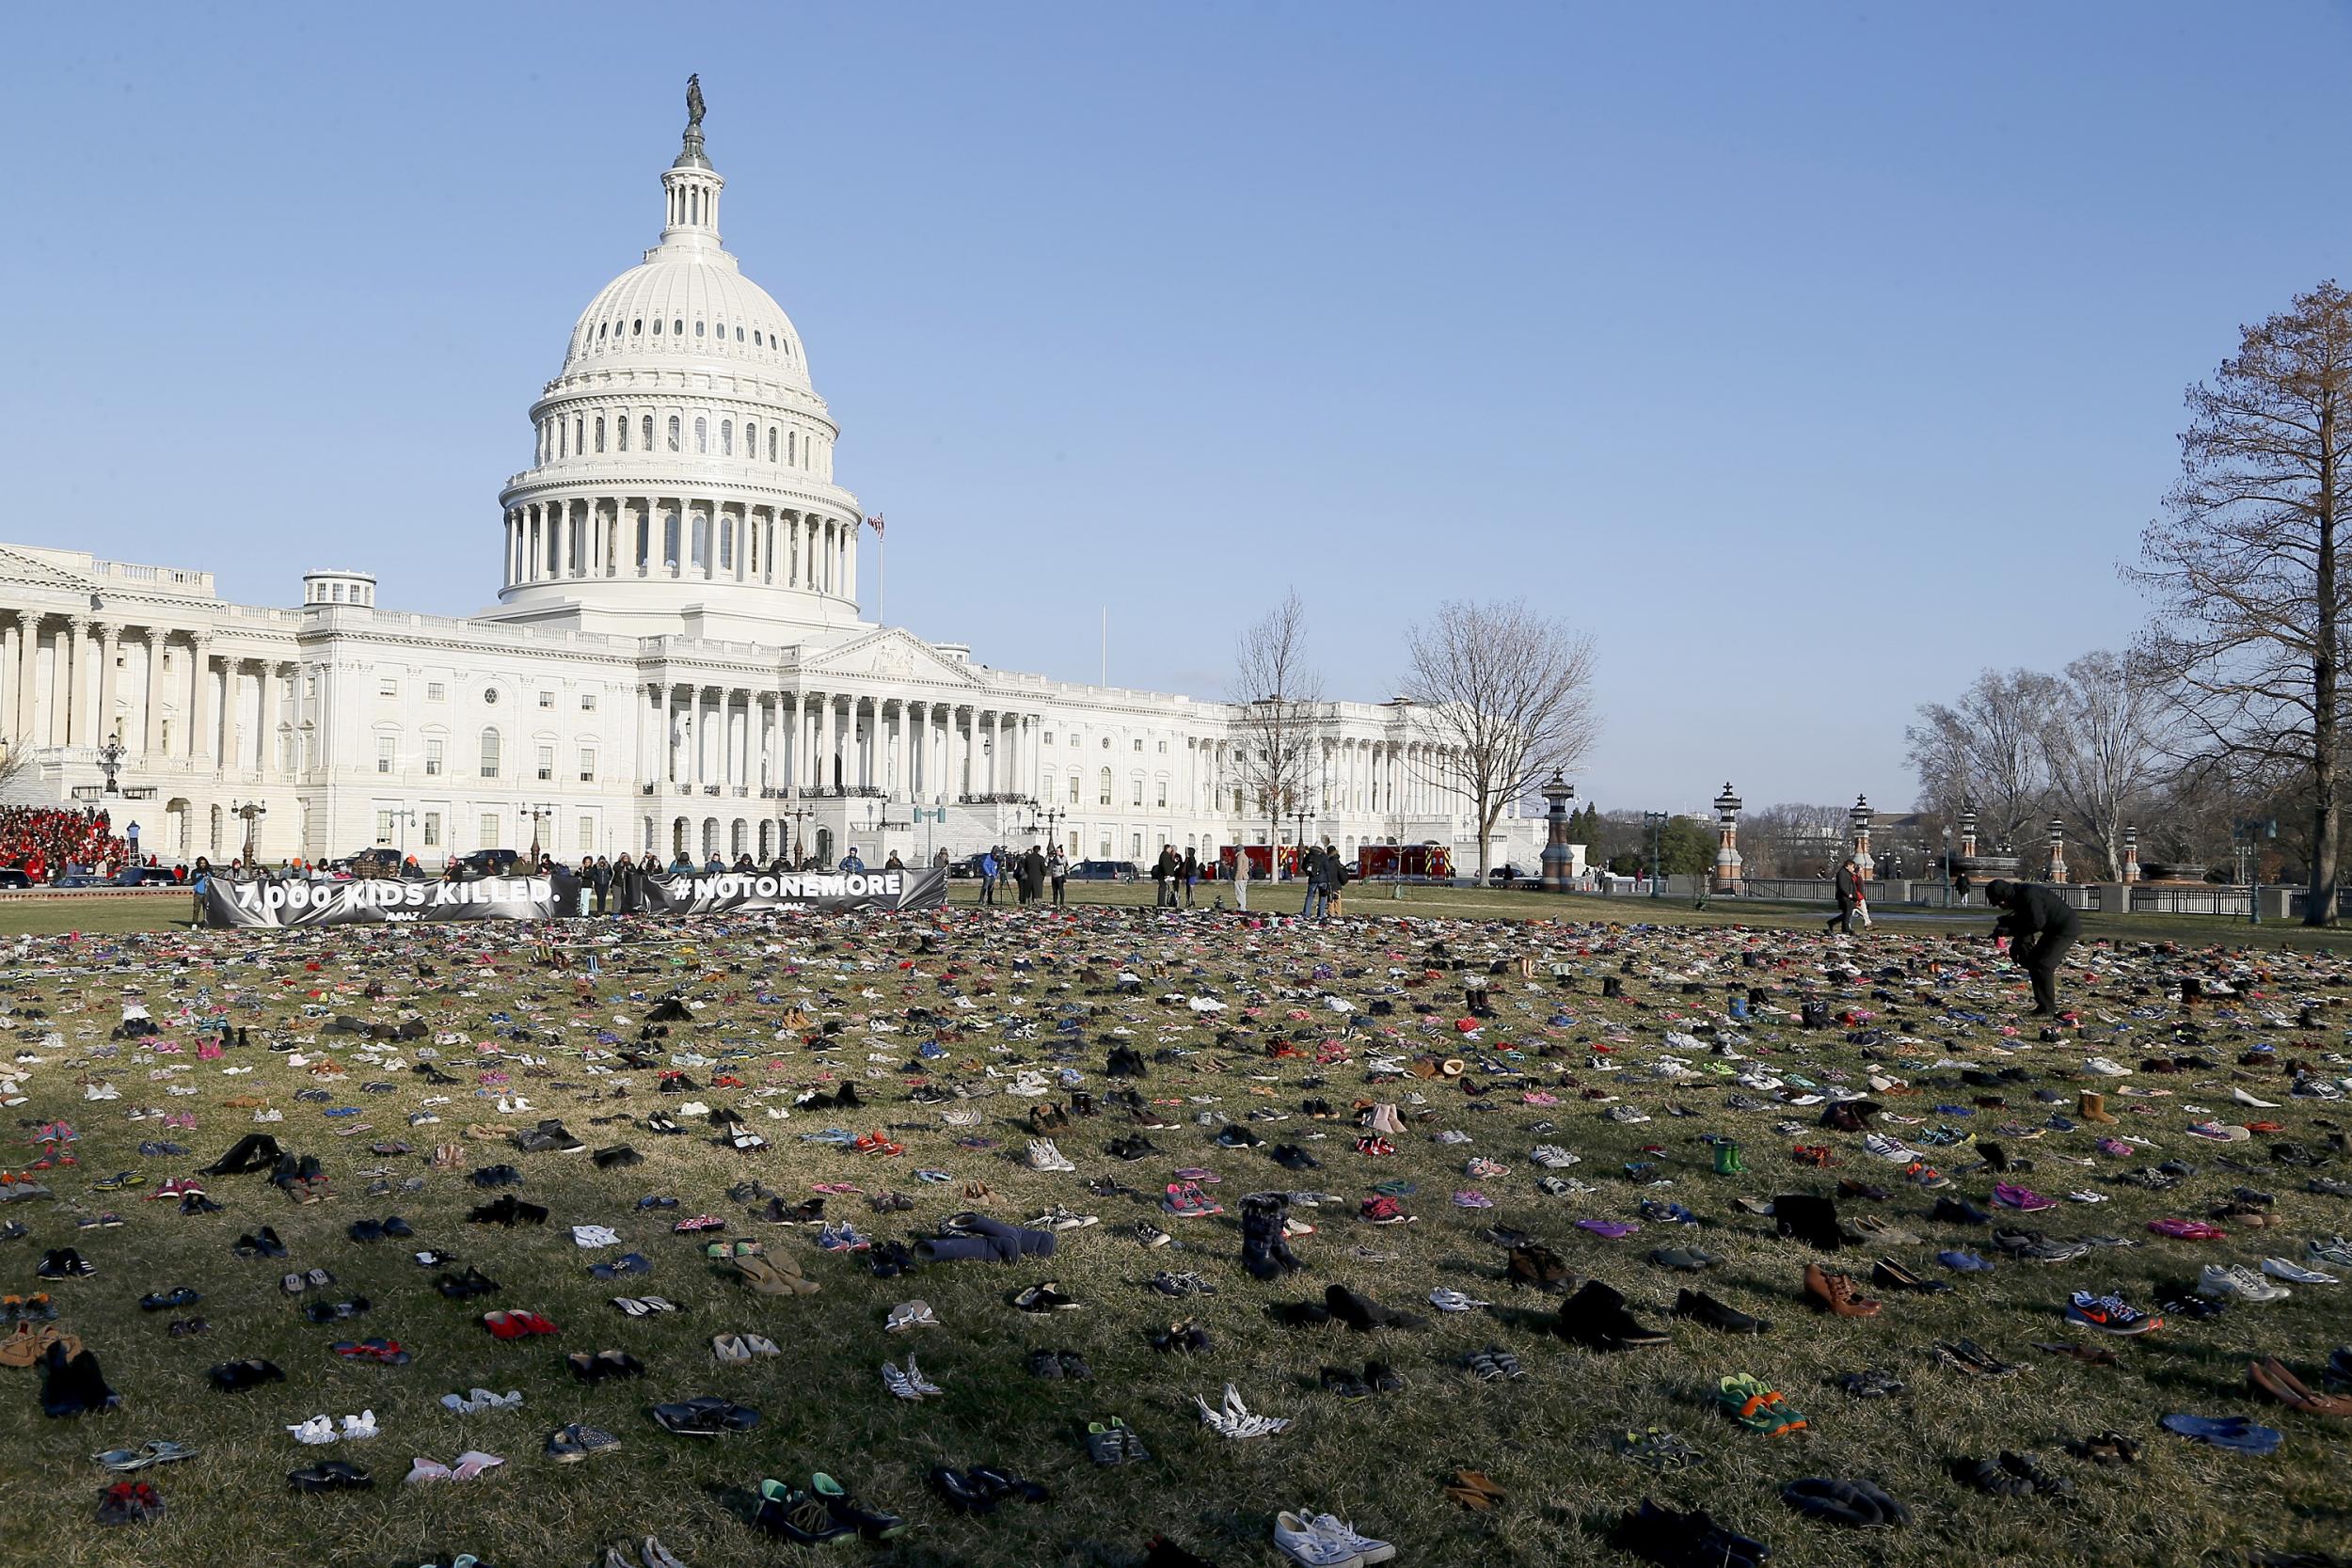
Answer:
1985 878 2081 1017
589 855 612 914
1825 857 1862 935
1180 847 1200 908
1020 846 1046 903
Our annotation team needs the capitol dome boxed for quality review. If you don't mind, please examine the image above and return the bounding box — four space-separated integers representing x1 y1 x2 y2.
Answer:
485 88 865 642
561 243 813 392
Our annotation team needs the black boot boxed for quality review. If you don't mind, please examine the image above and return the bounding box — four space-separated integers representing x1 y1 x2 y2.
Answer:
200 1133 282 1177
1558 1279 1669 1350
1239 1193 1293 1282
1601 976 1624 999
1772 1193 1843 1251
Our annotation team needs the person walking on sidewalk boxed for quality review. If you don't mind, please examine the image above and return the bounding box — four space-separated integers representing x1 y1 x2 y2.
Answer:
1825 857 1862 936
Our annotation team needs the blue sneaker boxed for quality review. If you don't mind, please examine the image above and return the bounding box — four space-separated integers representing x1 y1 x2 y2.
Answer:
1938 1250 1994 1273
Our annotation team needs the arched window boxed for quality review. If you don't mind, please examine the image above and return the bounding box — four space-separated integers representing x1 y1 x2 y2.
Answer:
767 426 777 462
642 415 654 451
667 415 680 452
573 417 583 454
594 416 606 453
787 429 796 464
556 420 566 459
694 417 707 454
673 318 683 336
694 319 705 338
631 318 642 335
662 514 680 572
652 316 662 335
616 413 628 452
478 728 501 779
718 519 733 570
720 420 732 456
1098 768 1112 806
691 515 709 570
735 325 744 341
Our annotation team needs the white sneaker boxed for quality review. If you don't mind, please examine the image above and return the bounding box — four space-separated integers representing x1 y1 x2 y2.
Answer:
1025 1138 1074 1173
2200 1262 2290 1302
287 1415 337 1445
2084 1057 2132 1077
1308 1513 1396 1565
1529 1145 1579 1168
2262 1256 2339 1285
1273 1512 1361 1567
341 1409 378 1440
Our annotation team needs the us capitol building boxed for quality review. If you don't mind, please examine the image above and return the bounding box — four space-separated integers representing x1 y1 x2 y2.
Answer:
0 89 1538 874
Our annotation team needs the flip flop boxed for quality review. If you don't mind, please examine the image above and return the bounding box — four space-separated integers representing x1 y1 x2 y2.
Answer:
2159 1412 2283 1455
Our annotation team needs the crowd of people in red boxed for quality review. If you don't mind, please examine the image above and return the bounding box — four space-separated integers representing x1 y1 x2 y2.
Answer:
0 805 139 882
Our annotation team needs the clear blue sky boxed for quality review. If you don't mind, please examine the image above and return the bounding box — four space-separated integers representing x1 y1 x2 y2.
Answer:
3 3 2345 814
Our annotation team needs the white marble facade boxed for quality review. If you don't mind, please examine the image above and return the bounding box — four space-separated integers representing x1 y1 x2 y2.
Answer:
0 111 1538 874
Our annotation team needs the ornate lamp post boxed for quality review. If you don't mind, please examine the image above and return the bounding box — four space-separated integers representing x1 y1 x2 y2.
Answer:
522 802 555 864
96 733 126 795
1849 795 1874 883
1711 782 1743 895
2122 824 2141 884
1641 810 1669 897
1539 772 1577 894
2046 816 2068 884
231 800 267 868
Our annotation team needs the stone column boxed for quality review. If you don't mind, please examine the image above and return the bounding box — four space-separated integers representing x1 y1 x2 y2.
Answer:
19 615 42 747
190 636 217 765
780 692 799 799
256 660 278 776
0 618 16 746
143 631 167 755
59 618 88 747
93 625 119 748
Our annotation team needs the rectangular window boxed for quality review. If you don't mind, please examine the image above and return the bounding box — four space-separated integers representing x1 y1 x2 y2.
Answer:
378 678 398 698
421 811 441 847
373 810 392 845
537 691 554 709
578 748 596 783
1156 782 1168 808
375 736 395 775
536 745 554 783
580 693 597 711
479 732 500 778
426 682 446 702
1130 832 1143 858
1134 738 1144 752
1099 834 1111 858
1131 779 1144 806
578 816 595 850
1043 733 1055 746
424 738 444 777
478 815 500 849
1157 741 1168 754
1069 774 1079 804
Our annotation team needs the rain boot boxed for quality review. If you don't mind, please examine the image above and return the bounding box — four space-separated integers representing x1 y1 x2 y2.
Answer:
1713 1140 1745 1176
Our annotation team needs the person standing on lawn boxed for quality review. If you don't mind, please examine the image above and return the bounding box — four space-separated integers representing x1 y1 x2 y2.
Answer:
1985 878 2081 1018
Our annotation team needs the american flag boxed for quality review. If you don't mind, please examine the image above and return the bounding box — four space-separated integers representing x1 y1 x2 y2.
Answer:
865 514 885 537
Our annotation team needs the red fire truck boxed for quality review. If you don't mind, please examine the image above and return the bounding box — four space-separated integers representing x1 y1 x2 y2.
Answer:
1355 844 1453 881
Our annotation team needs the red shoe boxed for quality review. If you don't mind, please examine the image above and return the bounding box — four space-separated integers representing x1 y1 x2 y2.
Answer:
517 1310 560 1336
482 1310 531 1339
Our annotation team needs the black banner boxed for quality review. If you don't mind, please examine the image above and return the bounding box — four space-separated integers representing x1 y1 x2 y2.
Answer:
636 865 948 916
202 874 580 927
201 866 948 927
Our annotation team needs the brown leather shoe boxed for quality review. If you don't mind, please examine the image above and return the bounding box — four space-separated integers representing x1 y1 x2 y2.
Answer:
1804 1261 1882 1317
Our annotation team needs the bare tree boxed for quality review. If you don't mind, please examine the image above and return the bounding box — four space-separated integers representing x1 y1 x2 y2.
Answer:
1226 590 1326 867
1397 598 1597 880
1904 669 2058 850
1741 801 1849 879
2039 650 2170 879
2130 281 2352 925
